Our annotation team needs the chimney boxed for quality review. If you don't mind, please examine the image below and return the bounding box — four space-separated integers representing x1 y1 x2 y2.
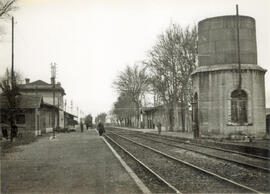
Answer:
57 82 61 86
25 78 30 84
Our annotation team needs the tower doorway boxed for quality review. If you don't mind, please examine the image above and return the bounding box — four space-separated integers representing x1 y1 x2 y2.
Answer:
192 93 199 138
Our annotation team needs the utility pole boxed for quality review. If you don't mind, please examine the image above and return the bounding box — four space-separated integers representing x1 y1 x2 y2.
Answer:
64 99 67 128
57 97 60 129
236 5 244 126
11 16 14 89
9 16 15 142
236 4 242 92
51 63 56 137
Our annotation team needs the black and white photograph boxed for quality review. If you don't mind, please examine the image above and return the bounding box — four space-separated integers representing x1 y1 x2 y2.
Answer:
0 0 270 193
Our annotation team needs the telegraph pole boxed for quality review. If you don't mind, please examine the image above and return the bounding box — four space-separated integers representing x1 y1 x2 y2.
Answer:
64 99 67 128
51 63 56 138
57 97 60 129
9 16 15 142
11 16 14 89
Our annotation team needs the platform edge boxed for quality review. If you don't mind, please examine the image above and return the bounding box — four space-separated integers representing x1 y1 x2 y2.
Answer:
102 136 151 194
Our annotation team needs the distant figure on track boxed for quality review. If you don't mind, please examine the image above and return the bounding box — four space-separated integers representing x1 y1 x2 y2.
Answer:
97 122 105 136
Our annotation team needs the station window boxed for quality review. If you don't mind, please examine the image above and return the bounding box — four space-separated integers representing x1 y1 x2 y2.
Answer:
231 90 247 124
16 114 25 124
1 113 7 123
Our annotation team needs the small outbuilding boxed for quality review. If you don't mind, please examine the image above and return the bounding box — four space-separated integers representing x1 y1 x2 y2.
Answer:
0 95 44 136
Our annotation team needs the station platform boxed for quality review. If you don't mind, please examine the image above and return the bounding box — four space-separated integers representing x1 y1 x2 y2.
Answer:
84 130 147 194
111 126 193 139
1 130 147 194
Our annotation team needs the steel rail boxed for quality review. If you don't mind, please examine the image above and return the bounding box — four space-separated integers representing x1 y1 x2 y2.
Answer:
110 127 270 160
141 132 270 161
109 131 262 194
107 128 270 160
104 134 181 194
129 133 270 173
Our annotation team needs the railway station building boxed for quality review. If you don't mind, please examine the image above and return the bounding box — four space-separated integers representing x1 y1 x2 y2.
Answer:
19 78 66 131
191 15 267 138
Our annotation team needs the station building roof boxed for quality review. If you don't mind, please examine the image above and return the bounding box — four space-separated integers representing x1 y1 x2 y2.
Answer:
0 95 43 109
19 79 65 95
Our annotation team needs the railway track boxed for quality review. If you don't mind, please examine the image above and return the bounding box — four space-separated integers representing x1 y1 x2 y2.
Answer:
105 132 263 193
109 127 270 160
105 135 179 194
108 130 270 192
129 132 270 172
144 132 270 160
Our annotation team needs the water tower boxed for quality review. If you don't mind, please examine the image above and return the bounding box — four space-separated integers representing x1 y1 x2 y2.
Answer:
191 10 266 138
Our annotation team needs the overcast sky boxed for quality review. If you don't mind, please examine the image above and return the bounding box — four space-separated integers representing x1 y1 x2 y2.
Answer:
0 0 269 118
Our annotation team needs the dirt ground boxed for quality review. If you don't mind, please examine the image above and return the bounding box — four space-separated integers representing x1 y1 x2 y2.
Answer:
1 130 142 194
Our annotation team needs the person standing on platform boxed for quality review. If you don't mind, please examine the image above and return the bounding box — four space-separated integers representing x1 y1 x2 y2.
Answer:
1 122 8 139
80 120 84 133
97 122 105 136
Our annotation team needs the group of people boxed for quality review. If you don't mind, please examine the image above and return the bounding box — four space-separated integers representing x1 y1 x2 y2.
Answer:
1 122 18 142
79 121 105 136
79 121 162 136
97 122 105 136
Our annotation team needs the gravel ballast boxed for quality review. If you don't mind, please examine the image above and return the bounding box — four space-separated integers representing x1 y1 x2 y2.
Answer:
107 133 252 193
123 133 270 193
105 136 176 193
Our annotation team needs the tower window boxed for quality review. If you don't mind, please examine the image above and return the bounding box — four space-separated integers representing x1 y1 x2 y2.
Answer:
231 90 247 124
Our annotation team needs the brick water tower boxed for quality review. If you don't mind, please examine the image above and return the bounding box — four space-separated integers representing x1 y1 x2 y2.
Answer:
191 10 267 138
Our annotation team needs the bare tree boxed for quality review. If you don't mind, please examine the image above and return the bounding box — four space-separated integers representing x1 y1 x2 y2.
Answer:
145 23 197 131
0 68 22 103
113 64 149 128
0 68 21 141
0 0 17 40
0 0 16 18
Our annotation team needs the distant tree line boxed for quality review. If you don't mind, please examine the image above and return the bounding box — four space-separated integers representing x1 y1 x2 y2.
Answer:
112 92 137 126
95 112 107 124
84 114 92 128
112 23 197 131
